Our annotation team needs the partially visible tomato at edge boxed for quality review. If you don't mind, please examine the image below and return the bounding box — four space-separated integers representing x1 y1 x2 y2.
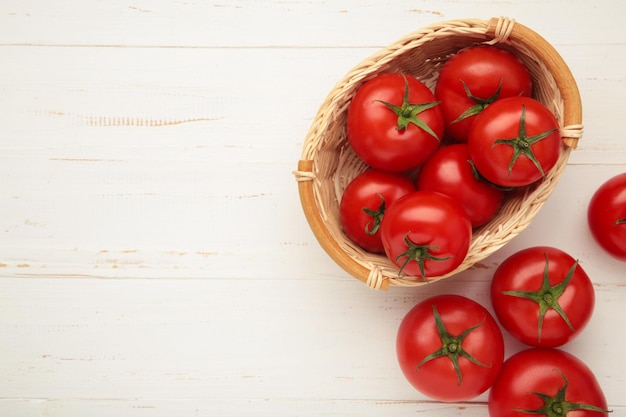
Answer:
347 72 445 172
339 169 416 253
587 172 626 261
489 348 610 417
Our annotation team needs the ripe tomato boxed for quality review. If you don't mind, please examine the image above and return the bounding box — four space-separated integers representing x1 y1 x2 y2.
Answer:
587 172 626 261
379 191 471 280
347 73 444 172
468 96 561 188
415 143 505 228
490 246 595 348
339 169 416 253
435 45 532 143
396 294 504 402
489 348 610 417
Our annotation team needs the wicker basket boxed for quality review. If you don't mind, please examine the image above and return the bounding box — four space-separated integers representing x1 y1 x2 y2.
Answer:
294 17 583 290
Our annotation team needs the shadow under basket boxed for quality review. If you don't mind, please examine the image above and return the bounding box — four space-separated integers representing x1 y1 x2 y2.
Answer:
294 17 583 290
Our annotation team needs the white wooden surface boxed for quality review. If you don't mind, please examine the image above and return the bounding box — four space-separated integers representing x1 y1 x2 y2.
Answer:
1 1 625 415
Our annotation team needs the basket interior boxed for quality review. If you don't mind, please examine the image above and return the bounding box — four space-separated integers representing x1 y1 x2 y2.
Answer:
304 21 571 287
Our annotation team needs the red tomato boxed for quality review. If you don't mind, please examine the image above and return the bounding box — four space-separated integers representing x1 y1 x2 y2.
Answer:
415 143 505 227
468 96 561 188
347 73 444 172
339 169 416 253
489 348 610 417
490 246 595 348
380 191 472 279
435 45 532 143
396 294 504 402
587 172 626 261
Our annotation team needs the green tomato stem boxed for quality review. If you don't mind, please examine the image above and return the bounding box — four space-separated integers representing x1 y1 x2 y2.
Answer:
452 78 504 123
492 104 558 178
514 370 612 416
374 74 441 142
362 193 386 235
395 232 450 280
502 252 577 343
417 305 490 386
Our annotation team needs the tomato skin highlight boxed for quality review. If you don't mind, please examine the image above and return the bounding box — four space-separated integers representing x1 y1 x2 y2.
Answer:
468 96 561 188
587 172 626 261
435 45 532 143
380 191 472 279
490 246 595 348
416 143 505 227
347 73 444 172
396 294 504 402
488 348 610 417
339 169 416 253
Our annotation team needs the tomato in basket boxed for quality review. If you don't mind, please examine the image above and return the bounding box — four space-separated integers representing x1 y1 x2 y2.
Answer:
339 169 416 254
347 73 444 172
489 348 611 417
397 294 504 402
587 172 626 261
468 96 561 188
435 45 532 143
379 191 471 280
415 143 505 228
490 246 595 348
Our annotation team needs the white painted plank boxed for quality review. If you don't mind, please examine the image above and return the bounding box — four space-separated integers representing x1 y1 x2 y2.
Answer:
3 399 590 417
1 398 622 417
0 277 624 406
1 43 623 166
0 43 623 164
1 0 625 48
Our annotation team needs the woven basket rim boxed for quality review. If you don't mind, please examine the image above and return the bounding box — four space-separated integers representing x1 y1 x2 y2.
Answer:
295 17 583 290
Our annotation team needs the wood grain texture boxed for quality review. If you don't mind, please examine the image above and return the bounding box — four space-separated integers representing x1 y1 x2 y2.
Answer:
1 0 625 415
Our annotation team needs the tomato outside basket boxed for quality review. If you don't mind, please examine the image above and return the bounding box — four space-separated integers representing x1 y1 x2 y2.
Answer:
293 17 583 290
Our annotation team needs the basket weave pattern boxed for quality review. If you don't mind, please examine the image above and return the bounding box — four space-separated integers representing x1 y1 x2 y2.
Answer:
295 17 583 290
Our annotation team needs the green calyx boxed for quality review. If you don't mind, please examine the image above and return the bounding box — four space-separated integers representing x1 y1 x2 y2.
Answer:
395 233 450 280
362 193 386 235
452 78 503 123
492 104 558 178
467 158 513 192
514 370 611 416
615 218 626 226
375 75 441 141
502 253 577 343
417 305 490 385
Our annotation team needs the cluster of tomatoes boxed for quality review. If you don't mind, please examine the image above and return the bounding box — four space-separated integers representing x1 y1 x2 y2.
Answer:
341 45 563 279
338 45 625 413
396 248 610 414
392 172 626 412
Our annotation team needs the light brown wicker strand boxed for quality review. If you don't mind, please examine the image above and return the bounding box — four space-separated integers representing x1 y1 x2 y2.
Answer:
561 124 584 139
486 16 516 44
